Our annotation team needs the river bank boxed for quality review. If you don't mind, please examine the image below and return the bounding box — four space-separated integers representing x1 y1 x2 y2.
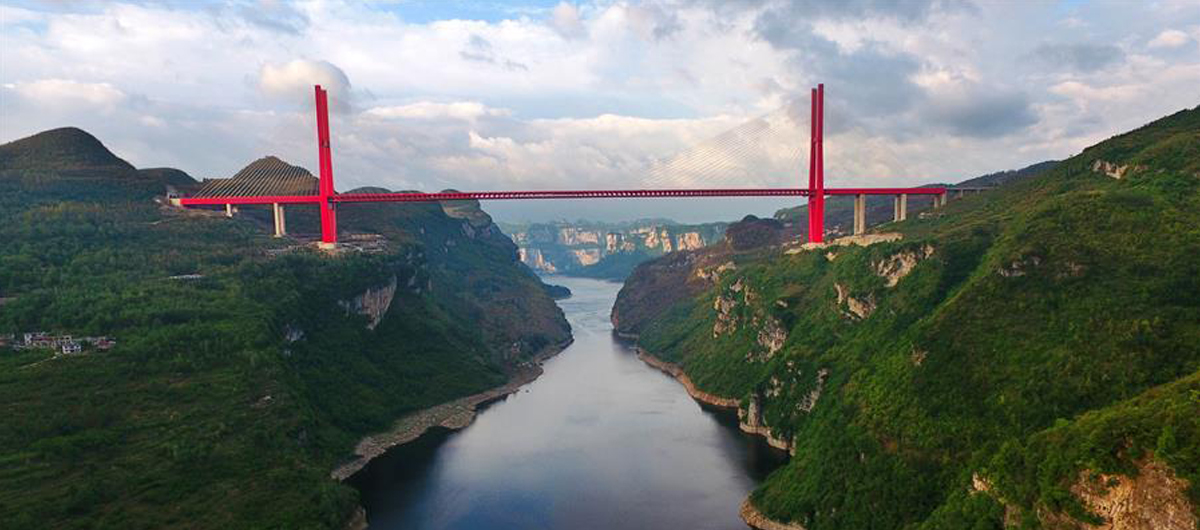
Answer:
331 338 573 482
633 347 740 408
634 346 802 530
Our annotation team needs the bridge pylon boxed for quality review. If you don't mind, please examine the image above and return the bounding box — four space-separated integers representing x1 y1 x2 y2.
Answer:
315 85 339 248
807 84 826 244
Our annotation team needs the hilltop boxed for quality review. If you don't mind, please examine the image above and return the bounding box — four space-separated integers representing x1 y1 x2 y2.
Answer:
616 105 1200 529
0 127 135 174
0 128 197 206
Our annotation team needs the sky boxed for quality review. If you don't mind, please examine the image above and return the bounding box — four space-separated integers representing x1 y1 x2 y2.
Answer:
2 0 1198 223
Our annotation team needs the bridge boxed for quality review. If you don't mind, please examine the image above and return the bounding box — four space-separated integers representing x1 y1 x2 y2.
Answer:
177 85 950 248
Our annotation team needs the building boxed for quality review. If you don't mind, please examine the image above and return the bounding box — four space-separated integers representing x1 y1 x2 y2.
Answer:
61 341 82 355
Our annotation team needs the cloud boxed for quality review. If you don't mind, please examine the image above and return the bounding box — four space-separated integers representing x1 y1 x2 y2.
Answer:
259 59 352 112
9 79 126 111
550 2 586 39
459 34 529 71
2 0 1199 223
928 87 1037 138
1149 29 1190 48
235 0 309 35
1031 42 1124 72
364 101 512 121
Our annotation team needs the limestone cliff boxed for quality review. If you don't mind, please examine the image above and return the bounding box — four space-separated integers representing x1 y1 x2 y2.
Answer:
339 275 398 330
502 219 727 280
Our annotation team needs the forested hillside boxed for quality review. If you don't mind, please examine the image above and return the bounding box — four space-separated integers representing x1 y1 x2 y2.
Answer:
0 128 570 529
616 107 1200 529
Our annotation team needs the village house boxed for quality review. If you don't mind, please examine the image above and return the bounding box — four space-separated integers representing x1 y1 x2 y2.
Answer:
13 332 116 353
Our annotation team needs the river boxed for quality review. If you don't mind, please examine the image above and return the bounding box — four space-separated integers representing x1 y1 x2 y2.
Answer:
349 276 788 529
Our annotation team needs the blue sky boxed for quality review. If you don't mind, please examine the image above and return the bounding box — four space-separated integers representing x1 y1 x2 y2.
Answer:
2 0 1199 223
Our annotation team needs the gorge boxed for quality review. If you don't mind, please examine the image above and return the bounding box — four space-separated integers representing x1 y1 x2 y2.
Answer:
348 277 788 529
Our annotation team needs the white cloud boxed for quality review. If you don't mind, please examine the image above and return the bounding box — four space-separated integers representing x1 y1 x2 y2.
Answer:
365 101 511 121
10 79 126 110
1149 29 1191 48
259 59 352 111
550 2 586 39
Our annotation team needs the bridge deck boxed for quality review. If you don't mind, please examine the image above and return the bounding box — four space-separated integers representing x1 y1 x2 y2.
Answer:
177 187 948 206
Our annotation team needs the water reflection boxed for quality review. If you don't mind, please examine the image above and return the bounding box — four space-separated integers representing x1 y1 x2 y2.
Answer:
350 277 787 530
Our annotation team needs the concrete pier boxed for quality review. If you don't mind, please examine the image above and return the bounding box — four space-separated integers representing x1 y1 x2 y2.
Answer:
272 203 287 237
853 194 867 235
225 204 238 217
893 194 907 222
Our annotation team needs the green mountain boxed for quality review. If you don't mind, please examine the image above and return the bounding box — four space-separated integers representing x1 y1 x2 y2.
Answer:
0 129 569 529
0 127 201 207
0 127 135 173
614 107 1200 529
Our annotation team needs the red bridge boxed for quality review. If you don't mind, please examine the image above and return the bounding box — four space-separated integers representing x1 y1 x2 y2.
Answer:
177 85 948 248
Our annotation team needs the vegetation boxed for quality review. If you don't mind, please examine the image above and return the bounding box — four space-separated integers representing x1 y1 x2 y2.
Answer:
621 106 1200 528
0 128 569 529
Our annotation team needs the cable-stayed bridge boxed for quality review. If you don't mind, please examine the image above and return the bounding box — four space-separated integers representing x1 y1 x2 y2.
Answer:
177 85 949 248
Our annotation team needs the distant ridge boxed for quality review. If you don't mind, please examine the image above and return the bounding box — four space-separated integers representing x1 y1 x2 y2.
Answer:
138 167 198 190
955 160 1059 188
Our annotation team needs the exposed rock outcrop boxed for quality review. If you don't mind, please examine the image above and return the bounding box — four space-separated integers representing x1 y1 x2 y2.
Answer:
1092 159 1143 180
755 316 787 357
339 275 398 329
740 499 807 530
1062 458 1196 530
874 244 934 287
785 232 903 254
739 393 793 451
998 255 1042 277
834 283 876 320
676 231 704 251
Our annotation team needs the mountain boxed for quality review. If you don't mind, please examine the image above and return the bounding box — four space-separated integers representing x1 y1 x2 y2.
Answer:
501 219 728 280
0 128 198 207
613 106 1200 529
0 129 569 528
0 127 135 174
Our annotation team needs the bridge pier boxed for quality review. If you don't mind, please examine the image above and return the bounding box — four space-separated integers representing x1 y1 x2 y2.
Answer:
225 204 238 217
893 194 907 222
853 193 867 235
272 203 287 237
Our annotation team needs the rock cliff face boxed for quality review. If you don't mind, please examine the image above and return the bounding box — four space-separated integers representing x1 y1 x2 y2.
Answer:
1062 458 1196 530
612 215 794 337
502 219 727 279
339 275 398 329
